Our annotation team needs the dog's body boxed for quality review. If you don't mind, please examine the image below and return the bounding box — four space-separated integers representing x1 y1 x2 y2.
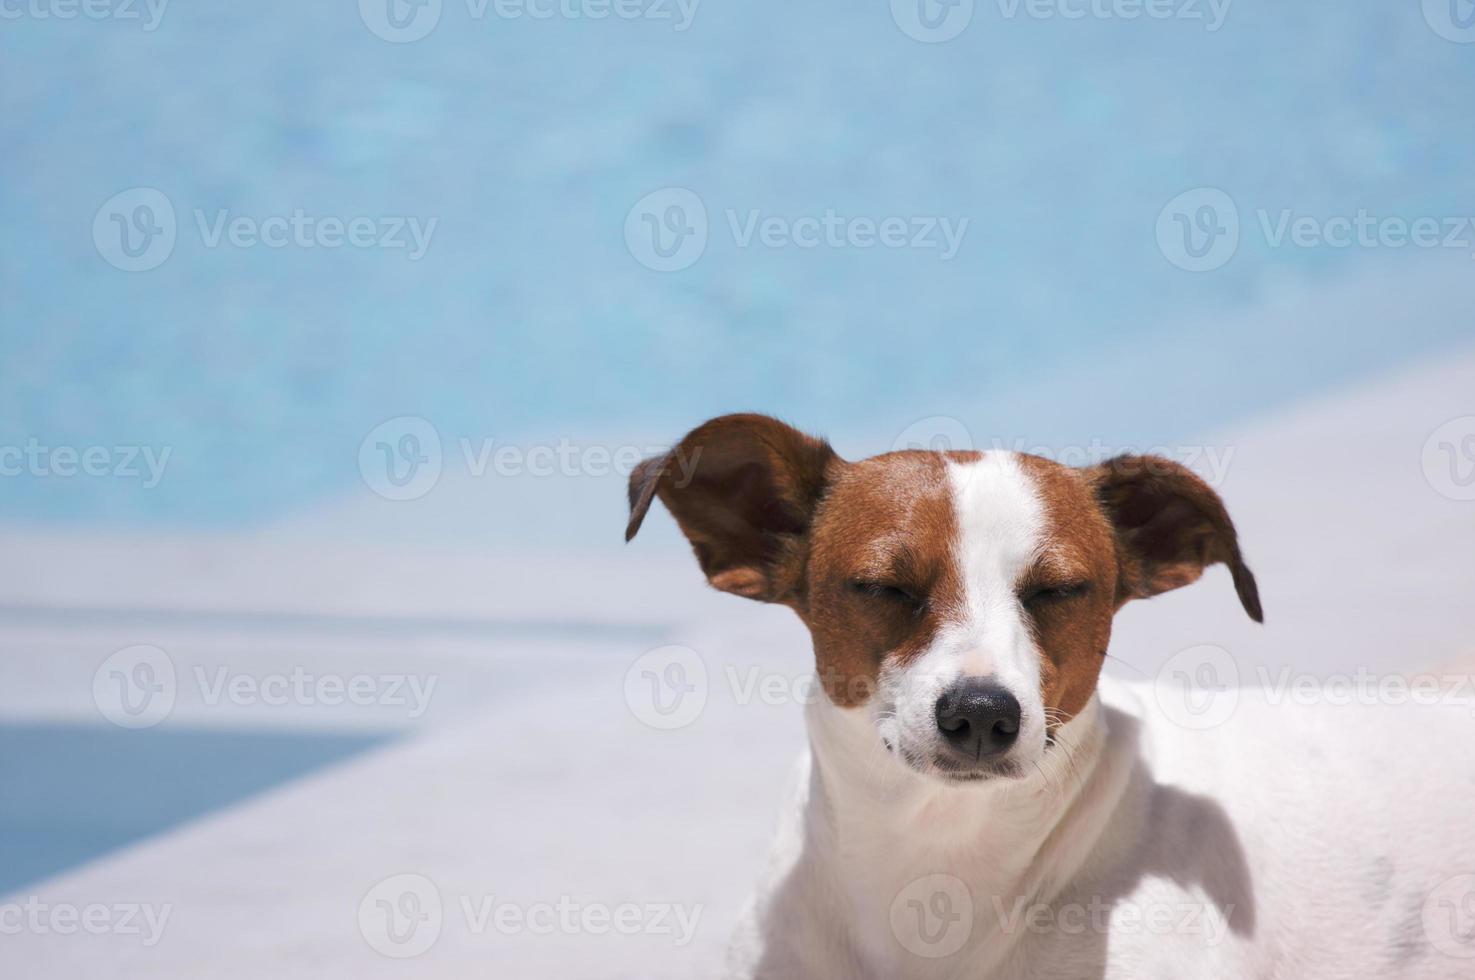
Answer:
626 415 1475 979
728 681 1475 979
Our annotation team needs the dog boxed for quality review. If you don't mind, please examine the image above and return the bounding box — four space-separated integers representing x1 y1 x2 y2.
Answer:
625 414 1475 980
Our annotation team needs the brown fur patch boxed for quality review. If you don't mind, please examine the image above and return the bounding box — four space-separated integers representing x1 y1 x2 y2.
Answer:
1014 454 1120 726
802 451 967 706
1088 455 1263 623
625 414 839 605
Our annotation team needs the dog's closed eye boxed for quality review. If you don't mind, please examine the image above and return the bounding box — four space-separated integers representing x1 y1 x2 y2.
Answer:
848 580 925 611
1021 582 1091 607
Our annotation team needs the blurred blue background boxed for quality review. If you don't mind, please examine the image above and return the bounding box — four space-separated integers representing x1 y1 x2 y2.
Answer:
2 0 1473 527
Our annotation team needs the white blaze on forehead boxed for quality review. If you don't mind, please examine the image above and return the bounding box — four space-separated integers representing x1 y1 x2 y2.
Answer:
944 453 1048 684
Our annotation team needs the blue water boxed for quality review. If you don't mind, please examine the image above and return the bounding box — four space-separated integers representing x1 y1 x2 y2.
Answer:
0 1 1472 526
0 725 386 894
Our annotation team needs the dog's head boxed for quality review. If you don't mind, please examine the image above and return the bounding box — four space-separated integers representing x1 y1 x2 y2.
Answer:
626 414 1261 785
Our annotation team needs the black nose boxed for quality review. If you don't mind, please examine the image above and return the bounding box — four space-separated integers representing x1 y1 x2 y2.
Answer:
935 679 1021 759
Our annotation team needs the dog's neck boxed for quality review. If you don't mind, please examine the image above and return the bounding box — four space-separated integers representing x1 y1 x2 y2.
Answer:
802 689 1135 966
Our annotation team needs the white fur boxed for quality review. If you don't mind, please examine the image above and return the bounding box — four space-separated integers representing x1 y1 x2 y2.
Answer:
877 453 1050 780
726 452 1475 979
732 681 1475 979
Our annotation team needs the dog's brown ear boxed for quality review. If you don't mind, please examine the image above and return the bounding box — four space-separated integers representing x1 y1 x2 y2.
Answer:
626 414 839 603
1087 455 1263 622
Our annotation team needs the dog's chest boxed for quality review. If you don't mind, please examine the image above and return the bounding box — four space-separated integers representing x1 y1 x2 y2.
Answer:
828 809 1050 978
